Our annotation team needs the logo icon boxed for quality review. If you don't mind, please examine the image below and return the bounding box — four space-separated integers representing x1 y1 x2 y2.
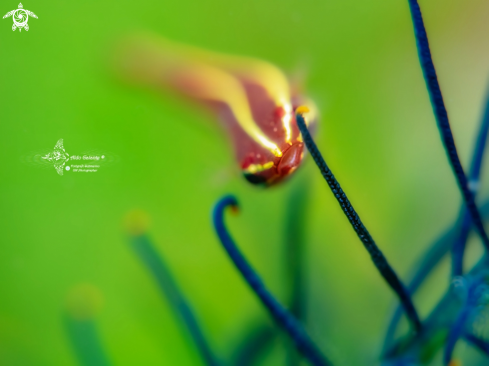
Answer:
42 139 70 175
38 139 110 175
3 3 37 32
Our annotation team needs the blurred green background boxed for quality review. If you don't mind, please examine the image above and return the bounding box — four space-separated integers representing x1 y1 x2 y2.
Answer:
1 0 489 365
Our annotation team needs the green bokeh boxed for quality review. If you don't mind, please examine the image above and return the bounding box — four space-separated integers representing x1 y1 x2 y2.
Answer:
1 0 489 365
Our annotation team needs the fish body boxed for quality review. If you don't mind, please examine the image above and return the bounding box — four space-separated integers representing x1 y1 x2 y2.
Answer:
116 35 318 186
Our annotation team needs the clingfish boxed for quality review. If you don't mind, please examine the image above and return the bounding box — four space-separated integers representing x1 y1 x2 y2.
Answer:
115 34 318 186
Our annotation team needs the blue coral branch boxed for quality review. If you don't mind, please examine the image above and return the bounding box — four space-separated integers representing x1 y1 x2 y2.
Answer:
384 84 489 345
232 325 276 366
284 179 310 366
130 234 222 366
452 88 489 276
407 0 489 252
64 316 112 366
382 201 489 353
383 257 489 364
383 86 489 349
443 303 472 365
382 213 462 354
213 195 333 366
286 181 309 319
444 277 489 365
464 333 489 356
451 213 473 277
468 88 489 181
296 113 421 333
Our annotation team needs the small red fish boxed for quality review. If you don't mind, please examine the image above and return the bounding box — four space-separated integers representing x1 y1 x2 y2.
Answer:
116 34 318 186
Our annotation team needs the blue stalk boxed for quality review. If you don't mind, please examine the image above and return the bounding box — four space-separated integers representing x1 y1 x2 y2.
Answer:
213 195 333 366
130 234 221 366
384 85 489 351
383 257 489 364
464 333 489 356
285 179 310 366
444 277 489 365
383 201 489 353
407 0 489 252
65 316 111 366
232 325 276 366
296 113 421 332
451 89 489 276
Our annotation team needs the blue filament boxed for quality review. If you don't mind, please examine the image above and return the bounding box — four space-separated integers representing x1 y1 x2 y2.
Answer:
407 0 489 252
443 277 489 365
64 316 112 366
284 181 309 325
382 201 489 353
232 325 276 366
212 195 333 366
296 113 421 333
451 213 473 278
468 88 489 182
130 234 221 366
451 89 489 276
384 84 489 351
383 256 489 364
464 333 489 356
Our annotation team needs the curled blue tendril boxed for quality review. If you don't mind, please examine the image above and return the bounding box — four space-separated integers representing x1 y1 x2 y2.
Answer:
212 195 333 366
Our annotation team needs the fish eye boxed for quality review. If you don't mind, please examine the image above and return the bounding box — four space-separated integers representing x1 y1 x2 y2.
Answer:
243 173 268 185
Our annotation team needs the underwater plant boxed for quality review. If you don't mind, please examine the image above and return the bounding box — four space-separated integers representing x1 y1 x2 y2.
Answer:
65 1 489 365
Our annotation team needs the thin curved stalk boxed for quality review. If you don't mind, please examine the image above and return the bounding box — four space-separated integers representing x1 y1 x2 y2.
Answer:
444 277 488 365
451 88 489 276
382 213 462 354
464 333 489 356
382 200 489 354
444 306 472 365
285 178 310 366
130 234 221 366
384 83 489 350
232 325 276 366
296 112 421 333
213 195 333 366
407 0 489 252
451 213 473 278
65 315 112 366
383 262 489 364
